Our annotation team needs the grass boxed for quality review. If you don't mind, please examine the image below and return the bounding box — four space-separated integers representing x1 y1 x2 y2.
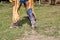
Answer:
0 2 60 40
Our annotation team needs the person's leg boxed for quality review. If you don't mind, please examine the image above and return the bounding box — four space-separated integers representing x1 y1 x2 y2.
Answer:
32 0 36 20
24 1 36 29
29 0 36 20
10 0 21 28
24 0 36 20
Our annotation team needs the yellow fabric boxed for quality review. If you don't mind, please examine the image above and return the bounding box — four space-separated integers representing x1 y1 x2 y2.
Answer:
9 0 16 2
9 0 13 2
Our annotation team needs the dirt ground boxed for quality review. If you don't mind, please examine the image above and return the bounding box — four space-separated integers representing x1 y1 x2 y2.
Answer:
15 30 60 40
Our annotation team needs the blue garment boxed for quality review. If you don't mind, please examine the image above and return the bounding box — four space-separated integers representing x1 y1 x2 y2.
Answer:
27 8 32 15
20 0 28 4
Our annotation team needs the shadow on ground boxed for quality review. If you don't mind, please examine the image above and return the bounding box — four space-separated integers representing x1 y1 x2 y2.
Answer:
18 16 31 27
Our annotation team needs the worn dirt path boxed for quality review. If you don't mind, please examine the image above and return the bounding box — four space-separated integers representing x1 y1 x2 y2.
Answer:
15 30 60 40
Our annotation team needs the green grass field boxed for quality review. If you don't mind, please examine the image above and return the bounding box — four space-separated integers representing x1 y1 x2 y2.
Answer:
0 2 60 40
